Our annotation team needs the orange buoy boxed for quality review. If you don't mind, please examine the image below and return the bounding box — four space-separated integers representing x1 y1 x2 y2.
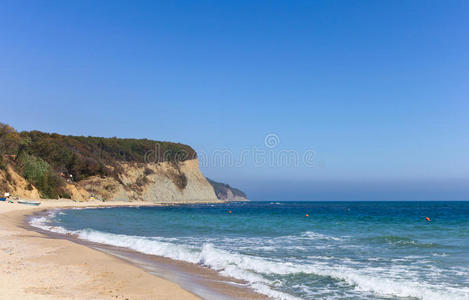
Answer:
305 214 309 217
228 210 232 214
425 217 431 221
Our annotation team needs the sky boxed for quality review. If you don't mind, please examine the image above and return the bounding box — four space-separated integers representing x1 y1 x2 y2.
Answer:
1 1 468 200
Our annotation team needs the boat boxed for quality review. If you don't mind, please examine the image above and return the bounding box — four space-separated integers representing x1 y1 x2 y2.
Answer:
0 197 6 201
17 200 41 206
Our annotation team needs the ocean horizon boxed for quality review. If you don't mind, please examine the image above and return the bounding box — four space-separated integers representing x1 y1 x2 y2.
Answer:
31 201 469 300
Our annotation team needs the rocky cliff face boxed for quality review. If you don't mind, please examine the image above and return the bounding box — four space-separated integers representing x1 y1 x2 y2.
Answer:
1 157 219 203
0 124 243 203
65 159 219 203
0 163 41 199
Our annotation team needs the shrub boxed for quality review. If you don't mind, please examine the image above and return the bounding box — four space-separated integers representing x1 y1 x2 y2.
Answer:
170 171 187 190
5 171 15 185
0 156 5 171
0 179 8 194
144 167 154 176
60 192 71 199
18 153 65 198
135 175 149 187
0 123 21 155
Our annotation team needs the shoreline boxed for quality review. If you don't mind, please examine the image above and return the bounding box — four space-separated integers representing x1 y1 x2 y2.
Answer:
0 199 265 300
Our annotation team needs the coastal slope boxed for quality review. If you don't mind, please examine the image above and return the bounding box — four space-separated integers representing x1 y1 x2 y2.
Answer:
0 123 224 203
207 178 248 201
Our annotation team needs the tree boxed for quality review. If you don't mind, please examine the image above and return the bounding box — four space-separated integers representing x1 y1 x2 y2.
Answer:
0 123 21 155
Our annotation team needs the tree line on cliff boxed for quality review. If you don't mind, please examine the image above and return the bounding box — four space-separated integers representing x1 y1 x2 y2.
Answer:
0 123 196 198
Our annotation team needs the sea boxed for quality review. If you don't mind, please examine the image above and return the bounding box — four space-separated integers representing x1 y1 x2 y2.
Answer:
30 201 469 300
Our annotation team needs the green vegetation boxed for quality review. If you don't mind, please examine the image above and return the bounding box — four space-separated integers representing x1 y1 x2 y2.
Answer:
0 123 22 156
0 122 196 198
17 152 66 198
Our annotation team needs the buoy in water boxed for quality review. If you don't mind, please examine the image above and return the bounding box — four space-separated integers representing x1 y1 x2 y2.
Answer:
228 210 232 214
305 214 309 217
425 217 431 221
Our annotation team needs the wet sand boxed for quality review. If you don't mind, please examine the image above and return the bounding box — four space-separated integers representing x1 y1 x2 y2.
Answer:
0 200 266 299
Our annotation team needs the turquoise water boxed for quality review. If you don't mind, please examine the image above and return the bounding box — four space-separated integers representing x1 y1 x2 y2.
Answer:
32 201 469 299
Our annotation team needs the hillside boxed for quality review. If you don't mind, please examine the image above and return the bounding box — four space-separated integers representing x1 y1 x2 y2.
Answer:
0 123 246 203
207 178 248 201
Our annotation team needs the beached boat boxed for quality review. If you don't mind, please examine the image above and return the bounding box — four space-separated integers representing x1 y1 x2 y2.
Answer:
0 197 6 201
17 200 41 206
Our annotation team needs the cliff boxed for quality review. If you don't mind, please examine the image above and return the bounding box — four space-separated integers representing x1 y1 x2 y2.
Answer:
0 123 220 203
0 162 41 199
207 178 248 201
76 159 219 203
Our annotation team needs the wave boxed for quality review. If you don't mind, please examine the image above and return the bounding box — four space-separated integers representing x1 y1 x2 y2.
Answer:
29 210 70 234
30 212 469 300
365 235 441 248
299 231 343 241
30 212 298 299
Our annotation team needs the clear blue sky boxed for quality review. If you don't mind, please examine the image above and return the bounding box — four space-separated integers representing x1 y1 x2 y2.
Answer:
1 1 468 200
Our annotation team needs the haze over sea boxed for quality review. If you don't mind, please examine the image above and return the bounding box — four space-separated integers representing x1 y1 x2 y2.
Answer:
32 201 469 300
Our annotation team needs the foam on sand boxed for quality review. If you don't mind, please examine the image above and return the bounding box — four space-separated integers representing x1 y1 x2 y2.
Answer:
30 211 469 300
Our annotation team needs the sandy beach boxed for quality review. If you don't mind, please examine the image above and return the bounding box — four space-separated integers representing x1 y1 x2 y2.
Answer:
0 199 202 300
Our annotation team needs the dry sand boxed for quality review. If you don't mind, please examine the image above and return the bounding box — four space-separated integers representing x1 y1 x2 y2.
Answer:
0 199 201 299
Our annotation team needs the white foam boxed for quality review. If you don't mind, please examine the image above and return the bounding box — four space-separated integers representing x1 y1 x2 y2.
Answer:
29 213 469 300
300 231 343 241
29 213 299 299
29 210 70 235
76 232 469 299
